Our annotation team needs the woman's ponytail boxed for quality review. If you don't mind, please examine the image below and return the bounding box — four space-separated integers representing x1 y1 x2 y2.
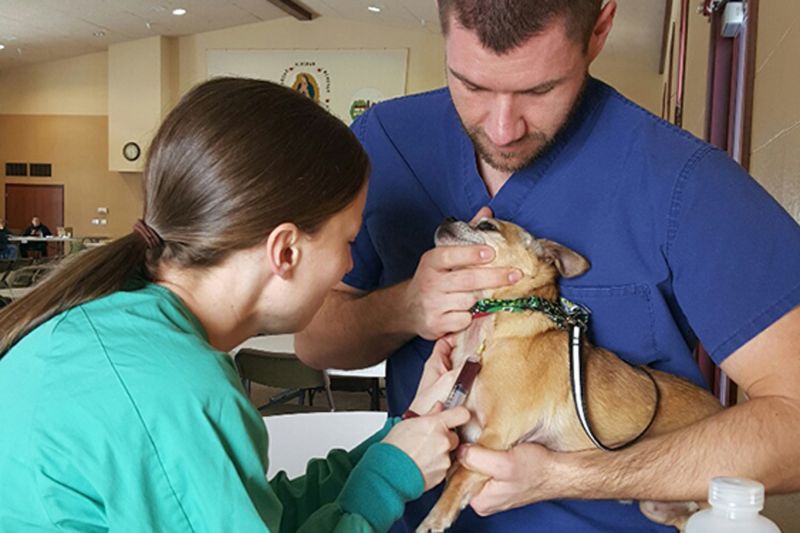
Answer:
0 233 150 356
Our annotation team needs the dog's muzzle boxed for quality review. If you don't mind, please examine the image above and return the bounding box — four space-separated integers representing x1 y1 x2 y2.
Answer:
434 218 486 246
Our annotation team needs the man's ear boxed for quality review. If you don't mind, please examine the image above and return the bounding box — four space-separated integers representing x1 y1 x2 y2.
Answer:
587 0 617 63
537 239 590 279
266 223 302 279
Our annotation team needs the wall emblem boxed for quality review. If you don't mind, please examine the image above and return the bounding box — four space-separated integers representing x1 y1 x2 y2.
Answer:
280 61 331 110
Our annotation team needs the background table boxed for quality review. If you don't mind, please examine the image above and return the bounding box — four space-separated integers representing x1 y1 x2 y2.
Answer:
8 236 81 255
263 411 386 478
234 335 386 410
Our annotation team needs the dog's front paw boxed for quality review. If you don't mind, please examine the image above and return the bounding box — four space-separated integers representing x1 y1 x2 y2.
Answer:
640 500 701 531
416 513 452 533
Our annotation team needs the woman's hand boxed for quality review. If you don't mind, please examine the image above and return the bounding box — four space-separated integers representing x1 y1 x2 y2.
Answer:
383 404 470 490
408 337 460 415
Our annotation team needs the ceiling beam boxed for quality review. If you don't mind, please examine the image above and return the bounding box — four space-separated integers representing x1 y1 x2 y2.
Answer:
266 0 317 21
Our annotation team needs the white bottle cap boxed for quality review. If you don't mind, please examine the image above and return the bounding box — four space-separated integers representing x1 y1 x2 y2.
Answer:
709 477 765 510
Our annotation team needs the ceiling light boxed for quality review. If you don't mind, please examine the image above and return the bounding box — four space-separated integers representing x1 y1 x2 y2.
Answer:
367 6 381 13
93 30 106 38
0 44 5 51
172 7 187 16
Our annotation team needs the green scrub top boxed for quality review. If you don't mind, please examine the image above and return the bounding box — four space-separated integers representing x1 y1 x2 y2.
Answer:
0 283 423 532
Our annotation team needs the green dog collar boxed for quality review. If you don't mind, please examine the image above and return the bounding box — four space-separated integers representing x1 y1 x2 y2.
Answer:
470 295 591 331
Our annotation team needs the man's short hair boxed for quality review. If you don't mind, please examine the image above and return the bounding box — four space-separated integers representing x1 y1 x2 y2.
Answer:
438 0 603 53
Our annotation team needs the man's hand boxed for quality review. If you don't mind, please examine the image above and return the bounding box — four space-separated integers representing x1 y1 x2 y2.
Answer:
404 207 521 340
457 442 571 516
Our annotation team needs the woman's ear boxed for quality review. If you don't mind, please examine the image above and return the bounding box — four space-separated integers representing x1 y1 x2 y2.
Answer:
266 223 302 279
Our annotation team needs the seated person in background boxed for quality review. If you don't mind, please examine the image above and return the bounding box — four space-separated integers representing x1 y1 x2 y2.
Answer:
0 219 16 260
20 216 51 258
0 77 468 532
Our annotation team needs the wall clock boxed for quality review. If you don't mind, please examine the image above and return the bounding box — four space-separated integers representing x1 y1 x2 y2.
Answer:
123 141 141 162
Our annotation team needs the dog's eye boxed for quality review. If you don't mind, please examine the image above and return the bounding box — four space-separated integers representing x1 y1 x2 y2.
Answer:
476 221 498 232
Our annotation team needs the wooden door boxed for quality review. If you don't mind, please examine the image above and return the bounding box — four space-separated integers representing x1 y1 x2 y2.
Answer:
4 184 64 233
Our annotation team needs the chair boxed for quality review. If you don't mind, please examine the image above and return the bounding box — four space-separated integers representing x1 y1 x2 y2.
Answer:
234 349 336 415
3 262 56 288
0 259 33 288
0 260 14 287
328 376 384 411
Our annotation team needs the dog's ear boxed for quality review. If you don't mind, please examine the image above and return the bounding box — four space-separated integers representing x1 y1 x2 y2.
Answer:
536 239 590 278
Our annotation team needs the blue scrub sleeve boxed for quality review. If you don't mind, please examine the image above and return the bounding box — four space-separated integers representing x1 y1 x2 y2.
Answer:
343 110 384 292
342 221 383 291
667 147 800 364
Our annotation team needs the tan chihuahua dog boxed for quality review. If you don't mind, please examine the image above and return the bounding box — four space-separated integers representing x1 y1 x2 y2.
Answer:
417 217 722 532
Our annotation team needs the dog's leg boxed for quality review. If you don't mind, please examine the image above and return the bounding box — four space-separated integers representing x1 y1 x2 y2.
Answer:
416 429 508 533
416 464 490 533
639 500 704 532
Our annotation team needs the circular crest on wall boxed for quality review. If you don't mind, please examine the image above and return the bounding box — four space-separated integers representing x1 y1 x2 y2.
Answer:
280 61 331 110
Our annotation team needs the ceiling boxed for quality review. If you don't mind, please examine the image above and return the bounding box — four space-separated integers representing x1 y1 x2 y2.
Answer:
0 0 666 72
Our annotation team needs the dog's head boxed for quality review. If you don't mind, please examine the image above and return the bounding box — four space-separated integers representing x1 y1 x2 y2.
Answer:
434 216 590 298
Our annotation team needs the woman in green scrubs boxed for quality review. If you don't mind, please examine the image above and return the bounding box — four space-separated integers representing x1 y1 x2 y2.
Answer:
0 78 469 532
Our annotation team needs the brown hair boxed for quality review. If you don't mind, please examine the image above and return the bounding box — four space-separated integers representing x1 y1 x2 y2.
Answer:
0 77 369 355
438 0 603 53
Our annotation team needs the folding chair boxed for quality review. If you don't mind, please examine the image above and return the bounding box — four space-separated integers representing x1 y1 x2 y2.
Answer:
4 263 55 288
0 260 14 288
234 349 336 415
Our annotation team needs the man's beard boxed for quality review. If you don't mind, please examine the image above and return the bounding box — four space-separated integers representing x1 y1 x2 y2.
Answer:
461 77 588 174
467 128 552 173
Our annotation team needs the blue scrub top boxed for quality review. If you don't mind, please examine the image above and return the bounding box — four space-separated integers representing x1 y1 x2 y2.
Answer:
344 78 800 532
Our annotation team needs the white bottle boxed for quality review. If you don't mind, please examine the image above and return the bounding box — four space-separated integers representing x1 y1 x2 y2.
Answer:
685 477 781 533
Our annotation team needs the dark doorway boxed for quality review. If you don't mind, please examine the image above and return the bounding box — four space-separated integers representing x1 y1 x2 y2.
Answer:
4 184 65 233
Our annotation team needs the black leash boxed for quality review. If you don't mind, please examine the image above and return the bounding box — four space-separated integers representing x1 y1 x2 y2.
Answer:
569 324 661 451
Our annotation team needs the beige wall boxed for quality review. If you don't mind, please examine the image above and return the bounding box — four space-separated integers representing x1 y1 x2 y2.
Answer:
0 115 143 237
108 36 177 172
591 54 662 115
682 11 711 139
749 0 800 222
0 52 108 116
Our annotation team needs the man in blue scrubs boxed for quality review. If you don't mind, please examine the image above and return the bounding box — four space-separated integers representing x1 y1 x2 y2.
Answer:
296 0 800 531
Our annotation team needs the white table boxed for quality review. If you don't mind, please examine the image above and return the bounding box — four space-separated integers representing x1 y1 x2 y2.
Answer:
8 236 76 243
8 236 80 255
263 411 386 478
